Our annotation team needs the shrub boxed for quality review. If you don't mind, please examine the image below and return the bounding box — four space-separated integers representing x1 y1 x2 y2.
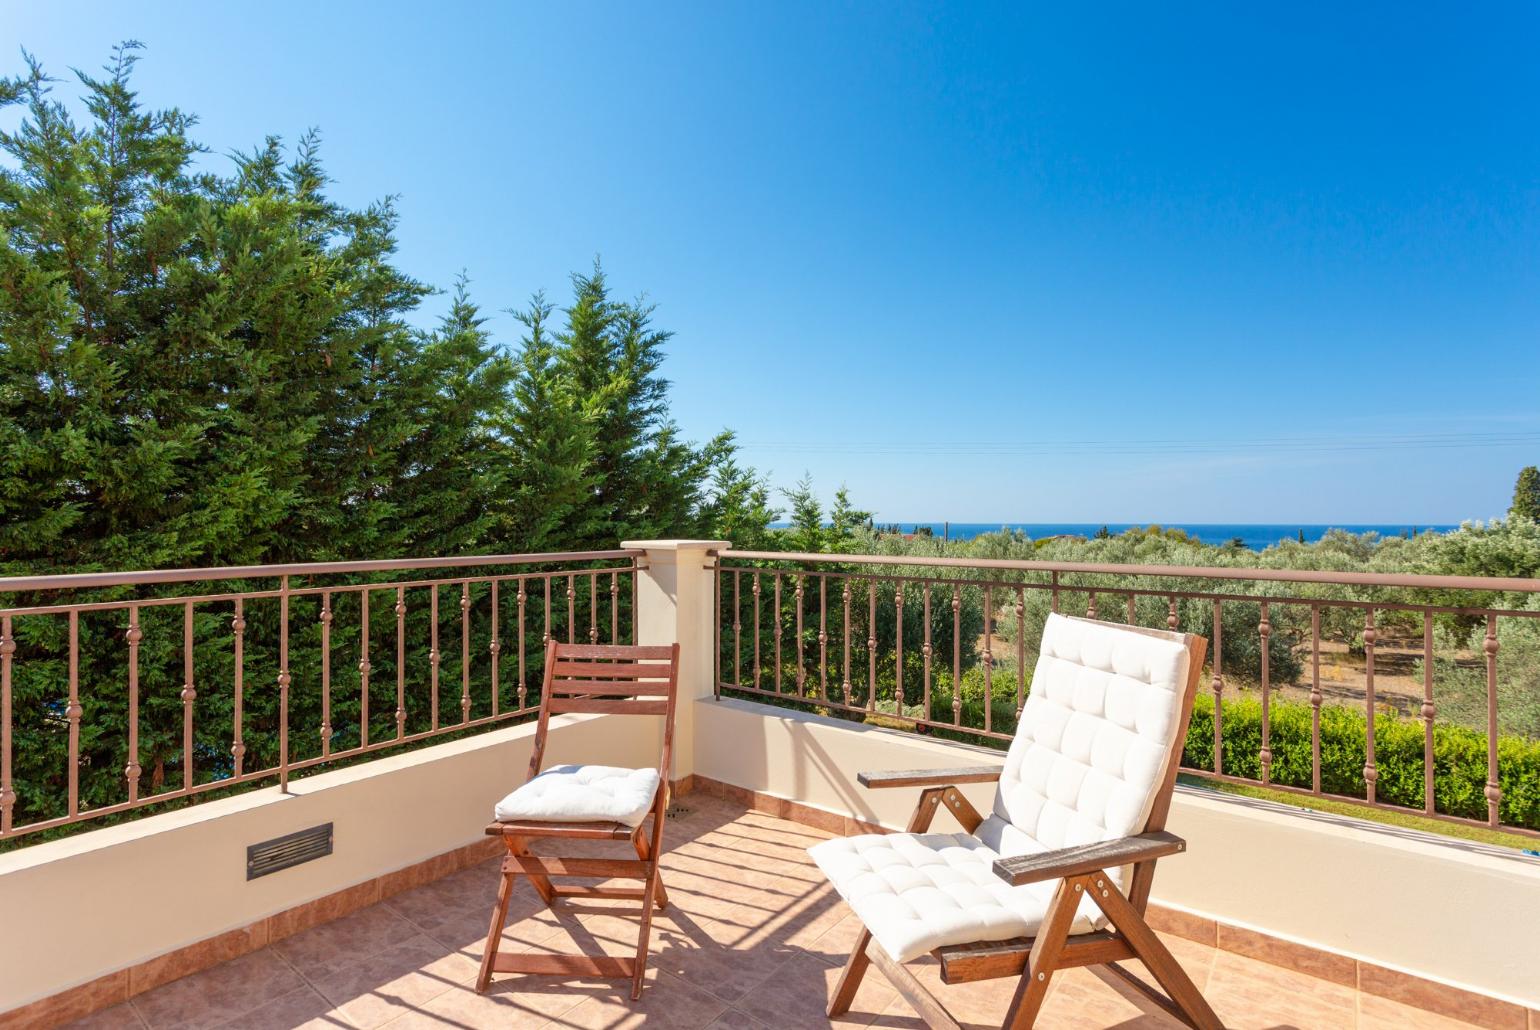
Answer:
1182 693 1540 830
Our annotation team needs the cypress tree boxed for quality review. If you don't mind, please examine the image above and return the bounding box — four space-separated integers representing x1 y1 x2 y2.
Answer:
1511 466 1540 522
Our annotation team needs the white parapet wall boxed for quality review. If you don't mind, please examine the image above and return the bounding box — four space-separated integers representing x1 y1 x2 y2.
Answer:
0 712 659 1010
694 695 1540 1008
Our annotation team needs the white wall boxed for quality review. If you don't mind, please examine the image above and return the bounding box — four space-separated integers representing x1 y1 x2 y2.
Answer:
694 696 1540 1008
0 713 658 1009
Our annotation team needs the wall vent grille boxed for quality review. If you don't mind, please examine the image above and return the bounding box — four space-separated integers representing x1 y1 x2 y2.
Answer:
247 823 333 880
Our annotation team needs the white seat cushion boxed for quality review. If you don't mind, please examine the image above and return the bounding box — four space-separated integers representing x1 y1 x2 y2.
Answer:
808 820 1102 963
493 764 660 827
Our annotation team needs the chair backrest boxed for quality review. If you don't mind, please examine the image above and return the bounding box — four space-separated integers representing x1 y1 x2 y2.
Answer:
987 614 1206 885
526 640 681 783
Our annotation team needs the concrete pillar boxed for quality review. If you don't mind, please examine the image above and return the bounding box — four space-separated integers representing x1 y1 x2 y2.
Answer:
621 539 729 782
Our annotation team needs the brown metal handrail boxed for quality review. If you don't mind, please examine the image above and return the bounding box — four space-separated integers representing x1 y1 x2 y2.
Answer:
0 551 642 844
712 550 1539 839
0 549 645 595
717 549 1540 594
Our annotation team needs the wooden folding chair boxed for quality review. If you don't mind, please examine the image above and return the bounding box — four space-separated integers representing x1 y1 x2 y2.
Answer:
477 639 679 1001
811 614 1222 1029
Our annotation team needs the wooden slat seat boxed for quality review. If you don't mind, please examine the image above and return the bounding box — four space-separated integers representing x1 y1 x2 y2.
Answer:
485 820 631 840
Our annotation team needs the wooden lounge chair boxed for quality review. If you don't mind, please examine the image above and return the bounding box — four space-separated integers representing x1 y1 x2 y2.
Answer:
810 613 1220 1029
477 639 680 1001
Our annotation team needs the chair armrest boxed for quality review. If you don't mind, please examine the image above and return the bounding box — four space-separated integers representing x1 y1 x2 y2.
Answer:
991 831 1186 887
856 766 1003 789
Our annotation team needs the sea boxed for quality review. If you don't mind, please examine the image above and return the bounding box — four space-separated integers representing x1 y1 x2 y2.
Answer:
862 523 1461 551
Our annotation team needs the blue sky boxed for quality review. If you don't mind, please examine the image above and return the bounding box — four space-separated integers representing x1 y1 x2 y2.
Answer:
5 3 1538 524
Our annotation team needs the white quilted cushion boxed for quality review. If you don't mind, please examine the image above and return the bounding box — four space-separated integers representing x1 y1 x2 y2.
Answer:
995 613 1191 854
808 823 1102 962
493 764 660 827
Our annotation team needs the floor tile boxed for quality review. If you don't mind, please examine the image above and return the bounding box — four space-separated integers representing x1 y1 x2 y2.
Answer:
219 986 347 1030
733 951 901 1028
274 904 419 983
307 933 477 1029
551 968 729 1029
1204 949 1358 1029
131 950 306 1030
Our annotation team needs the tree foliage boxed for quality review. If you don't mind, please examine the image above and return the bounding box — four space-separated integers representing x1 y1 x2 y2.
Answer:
0 46 764 579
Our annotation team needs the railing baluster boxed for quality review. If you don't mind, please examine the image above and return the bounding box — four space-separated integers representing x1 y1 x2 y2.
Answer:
232 600 246 776
867 580 878 712
733 571 742 685
795 574 805 696
589 572 598 645
514 582 525 711
359 591 371 747
490 581 501 717
1125 593 1135 625
1086 590 1098 619
543 575 552 647
923 583 933 722
321 592 333 756
1363 611 1378 804
610 571 619 644
278 577 291 792
894 584 905 713
1258 602 1272 785
395 587 407 739
753 573 762 689
1484 615 1501 827
841 580 852 705
67 611 80 817
430 584 441 729
1421 611 1435 816
712 563 721 695
774 572 783 694
566 575 575 645
818 576 828 701
1167 596 1179 630
182 601 196 792
1050 571 1060 613
983 585 993 735
951 584 962 726
125 605 142 803
0 615 14 833
1211 599 1223 776
1015 587 1026 719
461 581 472 723
1310 604 1322 794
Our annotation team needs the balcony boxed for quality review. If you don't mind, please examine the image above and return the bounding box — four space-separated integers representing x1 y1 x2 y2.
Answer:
2 541 1538 1029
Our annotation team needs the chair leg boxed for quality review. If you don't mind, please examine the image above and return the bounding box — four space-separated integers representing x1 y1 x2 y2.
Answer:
634 832 668 910
1088 873 1222 1030
476 867 515 993
827 927 873 1017
1002 875 1090 1029
629 858 660 1000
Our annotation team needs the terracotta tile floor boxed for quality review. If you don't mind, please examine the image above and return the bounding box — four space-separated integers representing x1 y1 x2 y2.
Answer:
72 796 1486 1029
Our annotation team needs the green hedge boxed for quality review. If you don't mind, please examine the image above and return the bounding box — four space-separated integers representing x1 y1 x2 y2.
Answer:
1182 694 1540 831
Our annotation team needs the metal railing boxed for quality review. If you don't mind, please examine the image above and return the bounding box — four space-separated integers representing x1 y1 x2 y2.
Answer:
0 550 641 843
712 549 1540 838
